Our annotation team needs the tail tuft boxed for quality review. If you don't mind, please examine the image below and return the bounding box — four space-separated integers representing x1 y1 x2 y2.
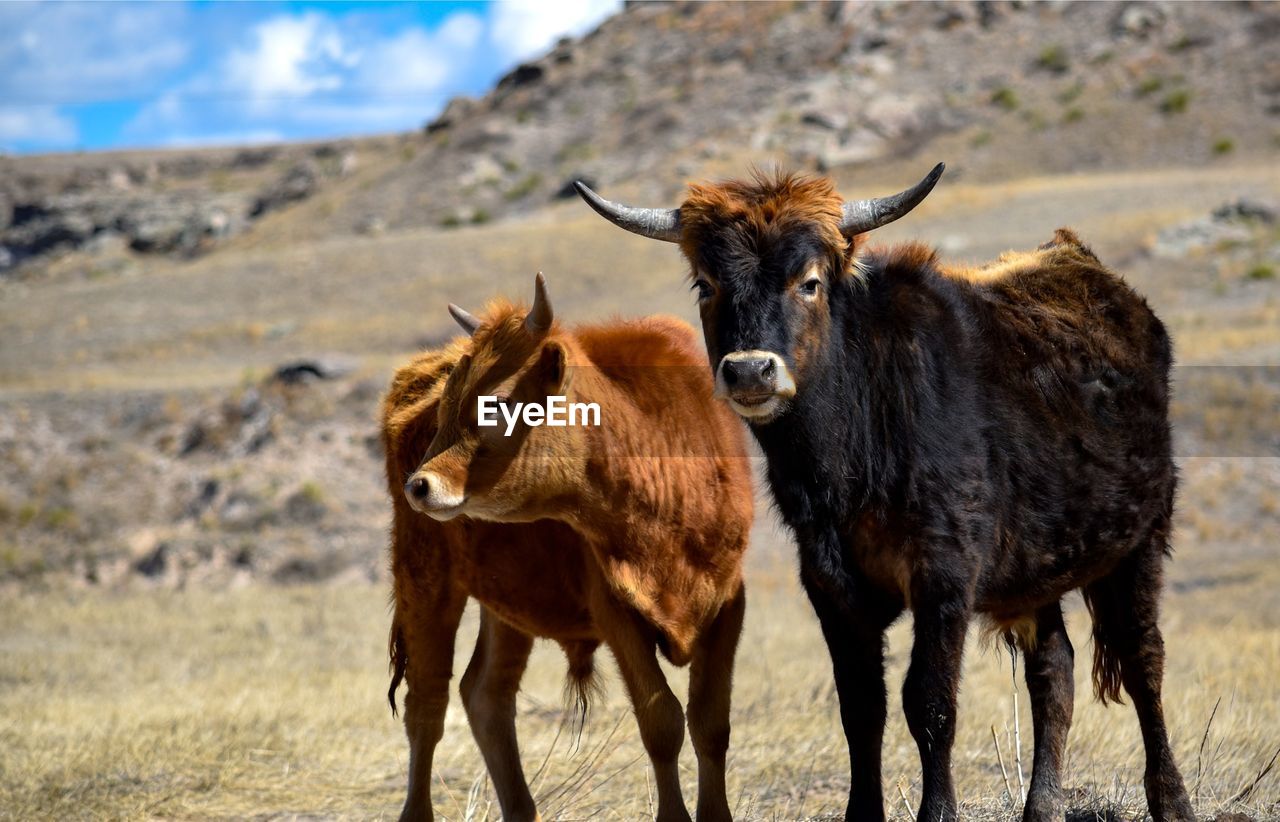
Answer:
388 622 407 717
1082 586 1125 706
561 640 602 748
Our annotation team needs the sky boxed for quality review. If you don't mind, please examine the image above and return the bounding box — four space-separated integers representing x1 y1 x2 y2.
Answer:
0 0 620 155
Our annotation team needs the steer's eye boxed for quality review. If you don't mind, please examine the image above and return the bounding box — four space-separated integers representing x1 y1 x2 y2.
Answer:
691 278 714 302
798 274 822 297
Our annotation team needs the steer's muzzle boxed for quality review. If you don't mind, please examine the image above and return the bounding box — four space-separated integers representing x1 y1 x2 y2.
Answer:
714 350 796 422
403 471 467 520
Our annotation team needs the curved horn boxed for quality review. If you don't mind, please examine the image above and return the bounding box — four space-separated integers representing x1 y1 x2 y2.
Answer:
573 181 681 243
839 162 945 237
526 272 553 334
448 303 481 336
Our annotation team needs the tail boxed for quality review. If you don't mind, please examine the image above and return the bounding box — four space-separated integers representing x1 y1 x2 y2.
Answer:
1082 584 1125 706
388 621 407 717
561 640 602 748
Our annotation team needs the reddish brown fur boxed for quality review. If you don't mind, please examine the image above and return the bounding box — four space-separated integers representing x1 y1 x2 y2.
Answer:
680 169 853 281
385 298 753 822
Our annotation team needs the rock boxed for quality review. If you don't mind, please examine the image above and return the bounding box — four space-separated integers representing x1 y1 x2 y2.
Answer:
550 37 575 64
284 485 328 523
426 96 477 134
125 207 193 253
1152 220 1249 257
338 150 358 177
84 230 127 256
220 491 273 531
185 479 221 519
800 110 846 131
1113 2 1166 39
816 130 890 171
133 542 169 578
106 167 132 192
251 161 319 217
498 63 545 90
863 94 930 139
232 147 277 168
1212 198 1276 224
356 215 386 235
272 357 356 384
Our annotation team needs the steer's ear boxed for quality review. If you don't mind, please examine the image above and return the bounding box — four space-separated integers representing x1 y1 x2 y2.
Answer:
537 341 571 392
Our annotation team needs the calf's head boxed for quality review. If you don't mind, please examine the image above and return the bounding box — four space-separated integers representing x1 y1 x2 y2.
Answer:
575 164 943 423
404 273 584 521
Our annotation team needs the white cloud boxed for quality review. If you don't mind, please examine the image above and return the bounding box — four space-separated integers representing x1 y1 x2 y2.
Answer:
351 12 484 97
489 0 620 64
0 105 77 149
122 2 622 149
222 13 352 104
0 2 188 105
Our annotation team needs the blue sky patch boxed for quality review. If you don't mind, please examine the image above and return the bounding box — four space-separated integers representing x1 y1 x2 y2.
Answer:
0 1 618 154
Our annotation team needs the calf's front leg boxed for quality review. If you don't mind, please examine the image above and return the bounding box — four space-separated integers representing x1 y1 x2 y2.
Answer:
395 585 468 822
592 585 691 822
686 583 746 822
460 607 538 821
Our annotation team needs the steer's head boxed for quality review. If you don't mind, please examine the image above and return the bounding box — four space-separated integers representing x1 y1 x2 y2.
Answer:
404 273 584 522
575 164 943 424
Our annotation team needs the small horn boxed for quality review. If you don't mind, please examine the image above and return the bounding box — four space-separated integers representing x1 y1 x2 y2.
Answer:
448 303 481 336
573 181 681 243
839 162 945 238
526 272 553 334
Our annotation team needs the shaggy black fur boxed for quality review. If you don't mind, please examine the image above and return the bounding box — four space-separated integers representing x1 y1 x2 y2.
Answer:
686 208 1195 822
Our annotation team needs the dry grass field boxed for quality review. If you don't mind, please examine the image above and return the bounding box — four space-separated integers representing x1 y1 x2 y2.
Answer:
2 522 1277 821
2 159 1278 820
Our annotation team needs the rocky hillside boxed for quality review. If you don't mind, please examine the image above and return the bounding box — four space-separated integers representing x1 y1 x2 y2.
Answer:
4 1 1277 277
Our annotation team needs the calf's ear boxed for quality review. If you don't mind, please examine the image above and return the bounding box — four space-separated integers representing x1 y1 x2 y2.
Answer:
537 341 571 392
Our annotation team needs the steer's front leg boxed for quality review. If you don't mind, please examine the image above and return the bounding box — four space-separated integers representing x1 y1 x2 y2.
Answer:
902 588 971 822
798 531 902 822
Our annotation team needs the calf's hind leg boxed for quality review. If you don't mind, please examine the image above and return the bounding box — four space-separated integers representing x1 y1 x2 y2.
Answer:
460 607 539 822
1021 601 1075 822
686 584 746 822
1084 543 1194 822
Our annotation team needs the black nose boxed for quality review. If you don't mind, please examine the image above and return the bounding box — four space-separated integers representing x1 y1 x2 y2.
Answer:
721 357 776 392
405 476 430 502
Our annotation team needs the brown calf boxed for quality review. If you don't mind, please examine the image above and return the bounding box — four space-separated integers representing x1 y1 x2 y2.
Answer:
385 275 753 822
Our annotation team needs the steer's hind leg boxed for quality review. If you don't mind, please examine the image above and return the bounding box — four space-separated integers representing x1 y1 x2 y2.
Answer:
1084 542 1194 822
593 588 691 822
1021 601 1075 822
460 607 539 822
395 584 467 822
686 583 746 822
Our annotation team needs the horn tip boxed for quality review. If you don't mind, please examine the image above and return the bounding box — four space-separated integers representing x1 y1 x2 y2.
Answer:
447 303 480 333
